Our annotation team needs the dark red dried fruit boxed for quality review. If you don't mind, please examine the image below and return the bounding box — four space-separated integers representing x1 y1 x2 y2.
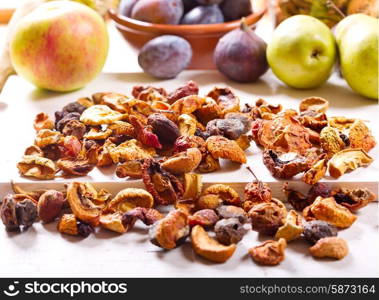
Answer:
122 207 163 228
132 85 168 100
147 113 180 146
129 115 162 149
173 135 206 153
167 80 199 104
142 158 184 205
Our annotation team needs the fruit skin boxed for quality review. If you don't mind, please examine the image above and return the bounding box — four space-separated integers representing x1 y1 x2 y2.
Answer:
138 35 192 79
196 0 223 5
267 15 336 89
119 0 139 17
131 0 183 24
9 1 108 92
220 0 252 21
336 14 378 99
181 4 224 24
214 20 268 83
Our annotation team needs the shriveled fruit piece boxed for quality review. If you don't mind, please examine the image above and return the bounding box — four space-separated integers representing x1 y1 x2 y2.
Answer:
191 225 236 263
203 184 240 206
66 182 102 227
105 188 154 213
249 238 287 266
17 155 56 180
100 212 128 234
309 237 348 260
332 187 376 212
80 105 124 125
37 190 65 223
206 135 247 164
183 173 203 200
348 119 376 152
149 209 189 250
161 148 202 174
275 210 303 242
302 220 337 244
116 159 144 179
216 205 248 223
328 149 373 178
188 209 219 227
214 218 248 245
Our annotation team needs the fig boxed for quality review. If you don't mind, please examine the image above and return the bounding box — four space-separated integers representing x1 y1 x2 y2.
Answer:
220 0 253 21
214 19 268 82
138 35 192 79
181 5 224 24
131 0 183 25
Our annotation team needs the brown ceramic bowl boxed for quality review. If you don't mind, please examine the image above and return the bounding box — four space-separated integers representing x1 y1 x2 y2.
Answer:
108 0 267 69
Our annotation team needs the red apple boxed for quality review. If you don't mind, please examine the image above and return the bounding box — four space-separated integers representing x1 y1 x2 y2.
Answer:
9 1 109 92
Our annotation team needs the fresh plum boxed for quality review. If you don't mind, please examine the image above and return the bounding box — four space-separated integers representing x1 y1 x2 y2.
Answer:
181 5 224 24
220 0 252 21
138 35 192 79
214 19 268 82
131 0 183 24
182 0 197 13
119 0 139 17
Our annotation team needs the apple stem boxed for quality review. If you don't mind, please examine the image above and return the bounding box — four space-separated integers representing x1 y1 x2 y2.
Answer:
326 0 346 18
240 17 255 32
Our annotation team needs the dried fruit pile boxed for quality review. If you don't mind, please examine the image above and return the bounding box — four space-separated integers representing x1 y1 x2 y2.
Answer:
16 82 376 182
1 176 375 265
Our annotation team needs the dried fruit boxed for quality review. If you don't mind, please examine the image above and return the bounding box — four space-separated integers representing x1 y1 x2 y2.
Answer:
56 158 95 177
34 112 54 131
320 126 346 158
302 220 338 244
197 153 221 173
332 188 376 211
188 209 219 227
248 201 286 235
182 173 202 200
207 87 240 116
263 150 310 179
302 156 327 185
328 149 373 178
58 214 79 236
194 97 221 124
309 237 348 260
168 81 199 104
149 209 189 250
106 188 154 213
148 113 180 146
161 148 202 174
17 155 56 179
100 212 128 234
206 135 246 164
216 205 248 223
66 182 102 227
1 194 37 231
206 118 246 140
203 184 240 206
178 114 197 136
249 238 287 266
299 97 329 113
197 194 222 210
348 120 376 152
243 167 272 211
80 105 124 125
84 127 112 140
35 129 62 148
122 207 163 229
275 210 303 241
306 196 357 228
62 120 86 139
108 139 155 163
129 115 162 149
116 159 144 179
37 190 65 223
191 225 236 263
214 218 248 245
142 159 184 205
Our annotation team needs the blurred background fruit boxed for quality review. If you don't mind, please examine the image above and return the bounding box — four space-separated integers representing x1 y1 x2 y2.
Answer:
335 14 378 99
267 15 336 89
214 18 268 82
138 35 192 79
181 4 224 24
220 0 253 21
131 0 184 25
9 0 109 91
275 0 378 28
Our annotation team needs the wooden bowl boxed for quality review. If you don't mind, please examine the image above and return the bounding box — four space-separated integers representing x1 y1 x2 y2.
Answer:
108 0 267 70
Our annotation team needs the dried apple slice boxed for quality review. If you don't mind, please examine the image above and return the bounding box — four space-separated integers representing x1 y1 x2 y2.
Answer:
105 188 154 213
191 225 236 263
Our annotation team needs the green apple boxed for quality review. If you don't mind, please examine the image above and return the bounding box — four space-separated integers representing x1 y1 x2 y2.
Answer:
335 14 378 100
267 15 337 89
10 1 108 92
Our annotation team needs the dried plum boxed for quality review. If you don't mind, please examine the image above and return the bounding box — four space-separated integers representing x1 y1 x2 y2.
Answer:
220 0 252 21
148 113 180 146
302 220 338 244
206 118 245 140
214 218 247 245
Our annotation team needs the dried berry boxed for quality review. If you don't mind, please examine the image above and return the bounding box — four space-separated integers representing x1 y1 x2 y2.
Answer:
147 113 180 146
328 149 373 178
302 220 338 244
214 218 248 245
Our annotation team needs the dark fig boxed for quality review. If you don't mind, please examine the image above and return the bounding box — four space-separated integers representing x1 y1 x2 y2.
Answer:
220 0 252 21
138 35 192 79
181 5 224 24
214 18 268 82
